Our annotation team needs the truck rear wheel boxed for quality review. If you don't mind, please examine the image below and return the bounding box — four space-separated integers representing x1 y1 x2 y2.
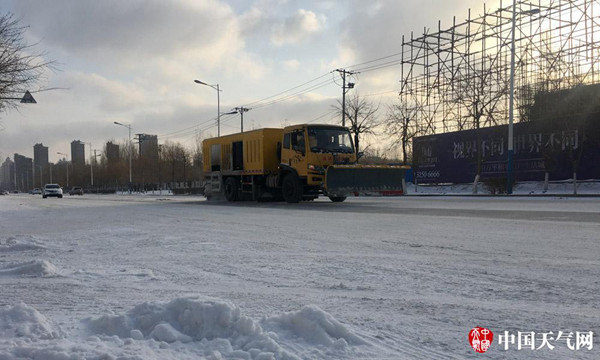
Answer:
224 177 239 201
328 196 346 202
282 174 302 203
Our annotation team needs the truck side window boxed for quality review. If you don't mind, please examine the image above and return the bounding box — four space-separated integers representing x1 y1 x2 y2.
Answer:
283 133 291 149
292 132 305 154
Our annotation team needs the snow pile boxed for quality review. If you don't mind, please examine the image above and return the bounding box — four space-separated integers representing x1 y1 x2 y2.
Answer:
0 260 59 277
408 180 600 195
0 235 46 252
0 303 62 340
85 296 299 359
263 305 367 348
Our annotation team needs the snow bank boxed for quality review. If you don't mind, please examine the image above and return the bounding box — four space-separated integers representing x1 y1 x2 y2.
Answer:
0 297 370 359
263 305 367 348
408 180 600 195
0 303 62 340
0 260 59 277
85 296 299 359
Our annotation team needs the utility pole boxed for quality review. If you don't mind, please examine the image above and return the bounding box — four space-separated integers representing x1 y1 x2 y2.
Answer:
336 69 356 127
233 107 250 132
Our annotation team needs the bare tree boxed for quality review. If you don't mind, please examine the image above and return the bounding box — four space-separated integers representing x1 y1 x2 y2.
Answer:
334 94 380 157
385 100 418 164
0 13 53 113
161 141 193 192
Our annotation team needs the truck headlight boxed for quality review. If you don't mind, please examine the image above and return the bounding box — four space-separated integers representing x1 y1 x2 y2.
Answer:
308 164 325 173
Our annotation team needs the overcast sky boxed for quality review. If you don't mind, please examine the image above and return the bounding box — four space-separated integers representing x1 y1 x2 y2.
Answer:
0 0 489 163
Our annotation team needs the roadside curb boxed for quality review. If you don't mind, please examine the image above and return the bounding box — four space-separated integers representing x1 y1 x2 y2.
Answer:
406 193 600 197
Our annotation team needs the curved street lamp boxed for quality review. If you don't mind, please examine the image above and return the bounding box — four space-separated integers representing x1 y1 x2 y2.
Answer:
194 80 222 136
113 121 133 193
56 152 69 188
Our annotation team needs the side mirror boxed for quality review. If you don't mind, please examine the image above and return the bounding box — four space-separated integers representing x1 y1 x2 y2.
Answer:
277 142 282 162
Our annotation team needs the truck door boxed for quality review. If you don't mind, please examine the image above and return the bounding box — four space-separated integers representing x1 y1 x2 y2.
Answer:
281 130 307 176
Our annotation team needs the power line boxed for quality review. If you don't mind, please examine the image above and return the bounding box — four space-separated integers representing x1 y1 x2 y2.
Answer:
250 77 338 109
347 51 404 70
158 50 410 140
243 72 334 108
306 109 338 124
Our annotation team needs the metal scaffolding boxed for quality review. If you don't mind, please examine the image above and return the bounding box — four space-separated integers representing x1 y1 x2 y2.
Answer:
400 0 600 136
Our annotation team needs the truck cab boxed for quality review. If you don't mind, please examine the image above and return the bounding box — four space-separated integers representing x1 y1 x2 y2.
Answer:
280 124 356 187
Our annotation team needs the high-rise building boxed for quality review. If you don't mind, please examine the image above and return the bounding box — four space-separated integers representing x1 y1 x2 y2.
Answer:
14 153 33 191
137 134 159 162
106 141 120 163
33 143 49 168
0 157 15 190
71 140 85 165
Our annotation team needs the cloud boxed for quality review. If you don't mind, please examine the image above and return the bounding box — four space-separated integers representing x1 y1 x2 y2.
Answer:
283 59 300 71
271 9 326 46
14 0 242 70
1 0 491 161
65 73 146 113
339 0 485 67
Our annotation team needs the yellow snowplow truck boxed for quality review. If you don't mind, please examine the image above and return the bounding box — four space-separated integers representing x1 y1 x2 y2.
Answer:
202 124 409 203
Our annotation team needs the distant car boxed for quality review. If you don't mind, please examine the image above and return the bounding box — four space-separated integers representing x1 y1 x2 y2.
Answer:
31 188 42 195
0 189 8 195
69 186 83 196
42 184 63 198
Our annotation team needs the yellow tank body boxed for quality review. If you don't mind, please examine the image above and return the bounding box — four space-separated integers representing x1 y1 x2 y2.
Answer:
202 128 283 175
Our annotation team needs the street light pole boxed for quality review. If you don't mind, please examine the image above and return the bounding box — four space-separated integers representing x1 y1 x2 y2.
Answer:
35 164 43 188
57 152 69 188
114 121 133 193
506 0 517 195
92 150 101 188
194 80 222 136
86 142 93 187
506 4 540 194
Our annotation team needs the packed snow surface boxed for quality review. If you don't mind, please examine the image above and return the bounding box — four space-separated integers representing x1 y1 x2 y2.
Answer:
0 192 598 359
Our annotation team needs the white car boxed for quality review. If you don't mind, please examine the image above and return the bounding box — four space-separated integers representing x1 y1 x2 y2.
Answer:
42 184 63 198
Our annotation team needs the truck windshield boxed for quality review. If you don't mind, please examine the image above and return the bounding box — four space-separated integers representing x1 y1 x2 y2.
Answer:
307 126 354 154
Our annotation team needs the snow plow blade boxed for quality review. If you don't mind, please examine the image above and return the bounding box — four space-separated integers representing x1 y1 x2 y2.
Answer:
325 165 410 196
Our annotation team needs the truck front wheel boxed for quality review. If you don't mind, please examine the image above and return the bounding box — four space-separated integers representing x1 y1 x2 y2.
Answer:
328 196 346 202
282 174 302 203
224 177 239 201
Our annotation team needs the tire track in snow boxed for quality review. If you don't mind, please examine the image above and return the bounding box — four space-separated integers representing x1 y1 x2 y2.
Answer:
354 330 460 360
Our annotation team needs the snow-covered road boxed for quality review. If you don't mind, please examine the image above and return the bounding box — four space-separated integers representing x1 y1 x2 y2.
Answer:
0 194 598 359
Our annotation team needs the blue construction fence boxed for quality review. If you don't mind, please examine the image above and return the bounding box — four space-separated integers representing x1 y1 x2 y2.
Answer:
412 117 600 184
